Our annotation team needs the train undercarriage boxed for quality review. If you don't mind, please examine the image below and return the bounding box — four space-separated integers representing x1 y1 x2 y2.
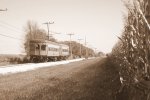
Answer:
30 55 68 63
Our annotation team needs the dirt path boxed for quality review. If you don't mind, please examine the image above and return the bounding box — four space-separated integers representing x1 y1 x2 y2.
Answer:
0 57 121 100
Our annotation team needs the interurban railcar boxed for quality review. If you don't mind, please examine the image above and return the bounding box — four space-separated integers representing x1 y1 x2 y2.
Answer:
29 40 69 62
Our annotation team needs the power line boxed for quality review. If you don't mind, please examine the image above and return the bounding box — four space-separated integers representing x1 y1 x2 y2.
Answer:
0 25 23 35
0 20 22 31
49 31 61 35
0 30 22 38
0 21 23 33
0 23 22 33
0 33 23 40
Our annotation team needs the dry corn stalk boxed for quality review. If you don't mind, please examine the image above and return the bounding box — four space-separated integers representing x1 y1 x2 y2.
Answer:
112 0 150 83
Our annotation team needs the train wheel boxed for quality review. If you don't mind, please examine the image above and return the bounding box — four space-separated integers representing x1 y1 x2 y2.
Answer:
47 58 52 62
32 57 39 63
54 57 57 62
57 57 61 61
43 57 48 62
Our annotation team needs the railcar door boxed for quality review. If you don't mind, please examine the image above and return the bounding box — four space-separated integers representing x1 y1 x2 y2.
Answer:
29 43 35 55
35 44 40 55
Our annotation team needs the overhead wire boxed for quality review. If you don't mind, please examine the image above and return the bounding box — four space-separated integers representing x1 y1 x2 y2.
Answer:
0 20 23 37
0 32 23 40
0 21 66 41
0 20 23 32
0 30 23 39
0 20 24 40
0 23 23 34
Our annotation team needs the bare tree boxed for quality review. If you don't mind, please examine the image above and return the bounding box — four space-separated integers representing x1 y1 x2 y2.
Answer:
24 20 47 56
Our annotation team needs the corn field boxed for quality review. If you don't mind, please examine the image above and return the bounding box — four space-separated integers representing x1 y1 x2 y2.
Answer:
111 0 150 84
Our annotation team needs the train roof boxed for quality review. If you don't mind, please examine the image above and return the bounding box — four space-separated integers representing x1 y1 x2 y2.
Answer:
30 40 57 44
59 44 69 47
30 40 69 47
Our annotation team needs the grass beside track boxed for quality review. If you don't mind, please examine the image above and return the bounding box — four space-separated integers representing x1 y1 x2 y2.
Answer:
0 57 121 100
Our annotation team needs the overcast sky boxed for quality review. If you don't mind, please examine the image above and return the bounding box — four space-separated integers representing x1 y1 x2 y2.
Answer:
0 0 124 54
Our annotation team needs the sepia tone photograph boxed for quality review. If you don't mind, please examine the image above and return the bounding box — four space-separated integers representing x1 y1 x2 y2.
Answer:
0 0 150 100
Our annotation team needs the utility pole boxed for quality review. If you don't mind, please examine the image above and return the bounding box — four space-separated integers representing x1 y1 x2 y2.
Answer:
85 36 88 59
67 33 74 59
94 48 97 57
78 39 83 58
43 21 54 40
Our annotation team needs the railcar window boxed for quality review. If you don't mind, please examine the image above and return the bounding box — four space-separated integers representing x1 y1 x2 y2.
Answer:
41 45 46 50
49 47 58 51
63 49 68 52
35 44 40 50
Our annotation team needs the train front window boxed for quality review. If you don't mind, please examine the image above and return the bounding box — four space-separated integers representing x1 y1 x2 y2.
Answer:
41 45 46 50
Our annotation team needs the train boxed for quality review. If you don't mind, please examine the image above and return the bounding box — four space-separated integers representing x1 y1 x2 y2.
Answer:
29 40 70 62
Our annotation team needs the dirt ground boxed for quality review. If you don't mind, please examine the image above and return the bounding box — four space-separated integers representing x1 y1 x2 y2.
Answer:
0 57 121 100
